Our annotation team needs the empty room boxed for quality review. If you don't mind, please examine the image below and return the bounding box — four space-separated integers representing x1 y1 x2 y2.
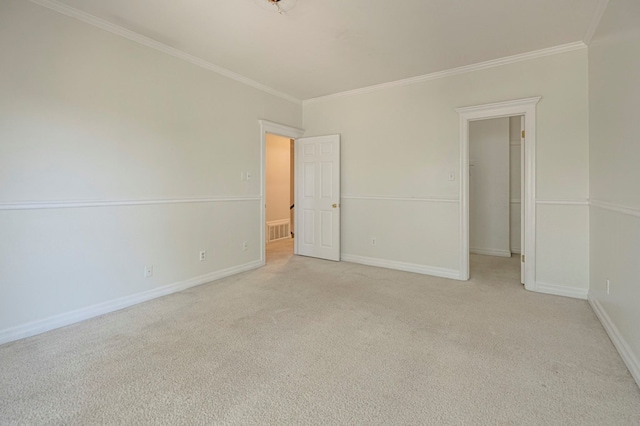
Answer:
1 0 639 423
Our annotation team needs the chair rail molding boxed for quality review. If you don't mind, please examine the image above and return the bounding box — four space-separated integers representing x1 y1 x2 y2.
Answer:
536 198 589 206
0 196 261 210
341 195 459 203
590 199 640 218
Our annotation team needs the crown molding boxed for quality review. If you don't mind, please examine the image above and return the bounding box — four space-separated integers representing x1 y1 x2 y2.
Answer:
29 0 302 105
303 42 586 105
583 0 610 45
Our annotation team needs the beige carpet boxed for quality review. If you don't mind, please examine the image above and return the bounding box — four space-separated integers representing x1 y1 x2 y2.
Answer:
1 239 639 425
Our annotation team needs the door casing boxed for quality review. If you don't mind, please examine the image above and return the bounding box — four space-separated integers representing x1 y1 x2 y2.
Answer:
259 120 305 265
456 97 541 290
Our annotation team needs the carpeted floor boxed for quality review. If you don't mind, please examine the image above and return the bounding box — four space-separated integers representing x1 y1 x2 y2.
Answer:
1 239 639 424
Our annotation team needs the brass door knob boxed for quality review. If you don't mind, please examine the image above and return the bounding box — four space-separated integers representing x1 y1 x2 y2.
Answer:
332 203 338 208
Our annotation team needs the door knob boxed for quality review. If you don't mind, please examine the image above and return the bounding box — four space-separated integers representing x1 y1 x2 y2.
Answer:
332 203 338 208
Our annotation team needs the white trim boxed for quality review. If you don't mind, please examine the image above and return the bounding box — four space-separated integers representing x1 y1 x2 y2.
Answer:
455 97 542 115
259 120 305 140
510 199 522 204
341 195 459 203
533 282 588 300
259 120 305 266
29 0 301 105
590 199 640 218
303 43 585 105
589 295 640 388
0 260 262 345
341 254 459 280
536 199 589 206
511 247 522 254
584 0 610 45
456 97 541 287
470 248 512 258
30 0 592 105
0 196 261 211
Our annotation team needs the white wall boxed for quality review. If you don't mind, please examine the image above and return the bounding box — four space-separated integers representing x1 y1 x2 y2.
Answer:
265 134 291 223
588 0 640 385
469 118 510 257
0 0 302 341
303 48 589 294
509 116 522 254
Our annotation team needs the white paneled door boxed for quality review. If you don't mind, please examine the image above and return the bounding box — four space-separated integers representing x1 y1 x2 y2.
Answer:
295 134 341 261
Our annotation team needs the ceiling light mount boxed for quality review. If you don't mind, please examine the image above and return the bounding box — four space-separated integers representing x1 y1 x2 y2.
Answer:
256 0 297 15
268 0 283 14
268 0 284 15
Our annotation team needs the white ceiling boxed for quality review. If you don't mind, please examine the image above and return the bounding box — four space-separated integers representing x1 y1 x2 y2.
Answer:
46 0 603 101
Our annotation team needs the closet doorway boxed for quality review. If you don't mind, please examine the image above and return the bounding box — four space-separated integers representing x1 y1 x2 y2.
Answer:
456 97 541 290
469 116 524 283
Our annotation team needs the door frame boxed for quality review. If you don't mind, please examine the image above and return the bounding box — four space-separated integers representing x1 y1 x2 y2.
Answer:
259 120 305 266
455 97 541 290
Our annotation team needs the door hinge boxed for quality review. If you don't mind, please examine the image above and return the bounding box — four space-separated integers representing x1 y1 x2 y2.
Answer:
521 254 525 263
521 130 526 139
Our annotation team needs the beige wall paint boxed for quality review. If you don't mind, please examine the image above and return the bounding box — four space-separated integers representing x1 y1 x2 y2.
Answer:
588 0 640 382
303 48 589 290
0 0 302 336
266 134 292 223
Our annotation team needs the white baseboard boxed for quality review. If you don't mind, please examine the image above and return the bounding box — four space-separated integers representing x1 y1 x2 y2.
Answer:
533 281 588 300
341 254 460 280
0 260 262 346
588 294 640 388
470 247 512 257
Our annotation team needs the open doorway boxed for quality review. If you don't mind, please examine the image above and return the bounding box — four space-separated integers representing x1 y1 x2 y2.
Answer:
265 133 295 262
469 116 523 283
259 121 341 265
456 97 540 290
258 120 305 266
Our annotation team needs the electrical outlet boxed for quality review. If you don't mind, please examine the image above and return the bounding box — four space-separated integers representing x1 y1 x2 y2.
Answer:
245 172 252 181
371 237 377 246
448 171 456 181
199 250 206 261
242 241 248 251
606 279 610 295
144 265 153 278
